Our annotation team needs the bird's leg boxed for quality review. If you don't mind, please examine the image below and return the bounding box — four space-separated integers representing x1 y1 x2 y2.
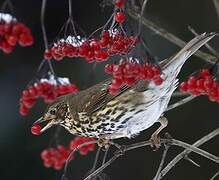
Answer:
150 117 168 149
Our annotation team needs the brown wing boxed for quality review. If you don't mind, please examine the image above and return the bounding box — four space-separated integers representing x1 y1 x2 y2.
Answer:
82 80 131 115
67 78 131 116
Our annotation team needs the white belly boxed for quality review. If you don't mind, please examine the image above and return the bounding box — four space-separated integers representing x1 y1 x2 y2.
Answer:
100 89 171 139
117 92 168 138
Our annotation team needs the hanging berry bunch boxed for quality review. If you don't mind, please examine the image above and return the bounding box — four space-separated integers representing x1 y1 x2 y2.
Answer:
105 58 163 94
0 13 33 53
44 29 138 63
19 73 78 116
44 0 138 63
40 137 95 170
179 68 219 102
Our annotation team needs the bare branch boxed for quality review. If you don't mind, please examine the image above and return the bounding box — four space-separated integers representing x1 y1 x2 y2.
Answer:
154 145 170 180
127 9 219 64
184 155 200 167
172 91 190 97
156 127 219 179
84 153 121 180
213 0 219 20
165 95 196 112
84 132 219 180
210 171 219 180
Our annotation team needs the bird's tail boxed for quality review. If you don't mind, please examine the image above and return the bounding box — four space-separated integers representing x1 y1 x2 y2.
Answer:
148 32 216 98
161 32 216 76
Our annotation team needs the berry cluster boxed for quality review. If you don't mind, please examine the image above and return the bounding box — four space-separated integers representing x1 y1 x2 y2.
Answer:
41 137 96 170
41 145 74 170
0 13 33 53
105 59 163 94
44 29 138 63
179 69 219 102
19 75 78 116
69 136 95 155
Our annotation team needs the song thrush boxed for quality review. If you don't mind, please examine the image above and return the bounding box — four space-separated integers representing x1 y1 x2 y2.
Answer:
34 33 215 147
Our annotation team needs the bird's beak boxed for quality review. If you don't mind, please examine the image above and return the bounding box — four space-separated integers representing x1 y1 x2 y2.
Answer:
33 117 55 134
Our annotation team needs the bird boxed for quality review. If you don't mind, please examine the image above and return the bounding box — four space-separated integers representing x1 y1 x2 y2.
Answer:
34 33 215 147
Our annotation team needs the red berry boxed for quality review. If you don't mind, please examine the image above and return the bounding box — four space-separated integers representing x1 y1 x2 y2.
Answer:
101 51 109 60
22 98 36 108
7 35 17 46
196 79 205 92
69 140 79 150
151 66 161 76
31 125 42 135
25 35 34 45
116 0 125 9
79 146 88 155
187 76 198 90
12 24 22 36
109 85 118 94
204 77 213 92
54 161 63 170
101 30 109 40
44 159 53 168
179 82 188 92
41 149 51 159
115 12 125 23
200 68 210 79
154 76 163 86
19 106 29 116
111 78 122 89
105 64 113 74
125 78 135 86
44 49 52 60
4 23 12 33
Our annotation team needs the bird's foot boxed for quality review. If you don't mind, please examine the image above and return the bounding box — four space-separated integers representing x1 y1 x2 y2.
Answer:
150 116 168 150
98 136 109 148
150 134 161 150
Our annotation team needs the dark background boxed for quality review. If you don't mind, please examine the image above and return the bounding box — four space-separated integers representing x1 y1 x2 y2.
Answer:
0 0 218 180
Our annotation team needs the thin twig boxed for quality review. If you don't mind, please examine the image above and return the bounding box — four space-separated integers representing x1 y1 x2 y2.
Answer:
127 9 219 64
91 147 102 171
137 0 149 37
184 155 200 167
213 0 219 20
41 0 49 50
165 95 196 112
210 171 219 180
156 127 219 179
68 0 72 19
1 0 13 13
172 91 190 97
102 145 110 165
62 140 98 180
188 26 219 58
154 145 170 180
84 153 121 180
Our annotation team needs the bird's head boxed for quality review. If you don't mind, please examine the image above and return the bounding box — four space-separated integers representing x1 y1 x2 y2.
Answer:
33 96 68 134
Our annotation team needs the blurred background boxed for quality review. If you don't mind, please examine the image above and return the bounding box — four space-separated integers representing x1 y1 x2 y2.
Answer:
0 0 218 179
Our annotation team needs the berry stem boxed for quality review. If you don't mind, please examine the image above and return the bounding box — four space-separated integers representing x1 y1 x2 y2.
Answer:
40 0 55 75
63 140 98 179
1 0 13 13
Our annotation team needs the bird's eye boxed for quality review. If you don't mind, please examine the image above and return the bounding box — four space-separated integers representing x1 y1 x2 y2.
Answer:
50 109 56 115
